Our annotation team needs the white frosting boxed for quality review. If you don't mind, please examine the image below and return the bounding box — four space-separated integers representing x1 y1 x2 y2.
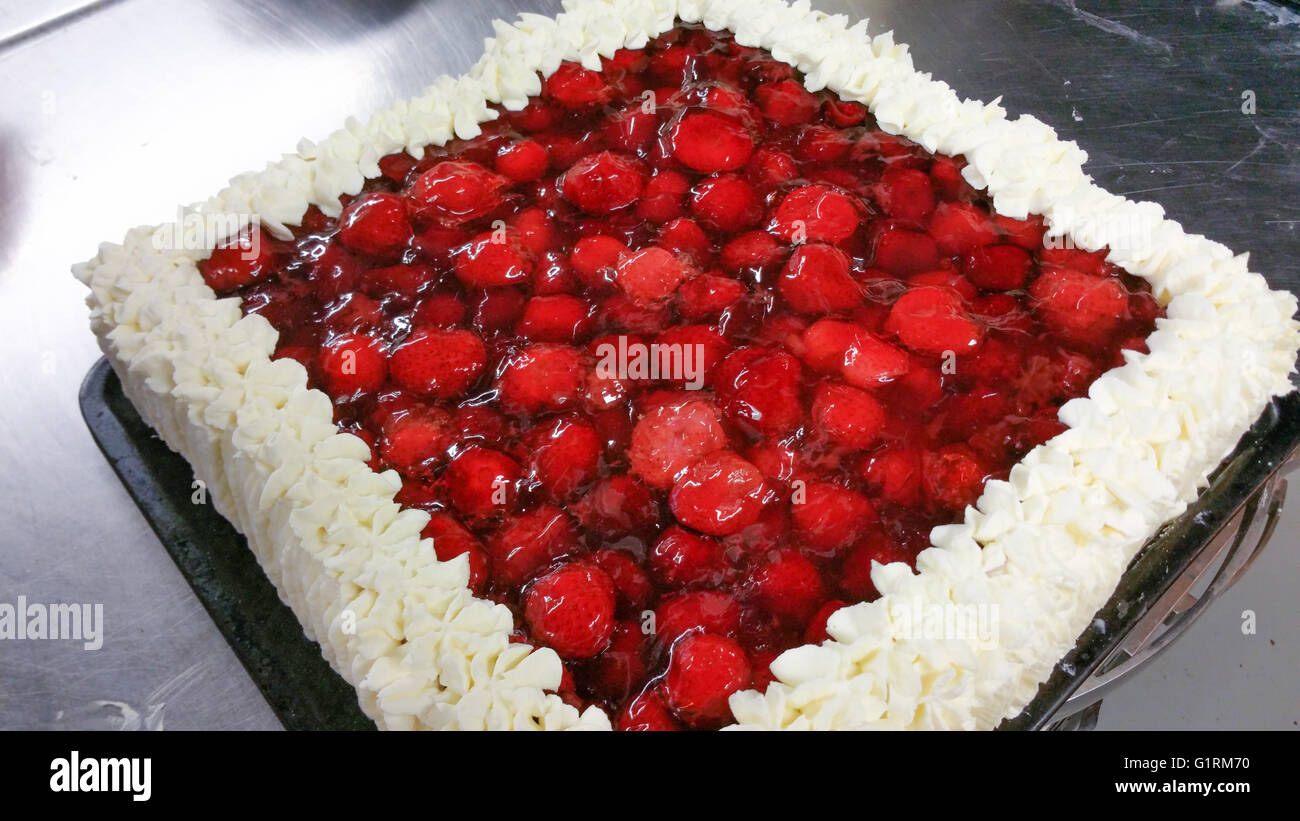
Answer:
74 0 1299 731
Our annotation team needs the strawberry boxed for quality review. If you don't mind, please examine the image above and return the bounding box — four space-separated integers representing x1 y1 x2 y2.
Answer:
669 450 768 536
873 227 941 274
859 447 924 507
677 274 748 320
445 447 521 521
637 171 690 223
822 98 867 127
812 381 886 449
663 633 751 728
379 407 456 477
655 218 712 266
654 590 743 646
720 230 784 273
767 184 861 244
524 415 601 498
543 62 614 109
1029 268 1129 347
337 193 412 258
408 160 507 223
712 347 805 437
487 504 577 587
650 526 733 589
604 104 658 154
628 398 728 489
516 295 595 342
199 226 274 292
470 287 528 334
755 78 819 125
588 621 648 702
317 333 387 396
524 562 617 658
963 244 1033 290
497 344 585 414
591 547 656 611
360 262 436 298
928 201 1000 254
495 139 549 182
922 444 987 511
885 286 985 355
795 124 852 165
617 688 682 731
745 147 799 191
908 270 978 301
569 235 629 291
562 152 644 214
690 174 762 233
388 327 486 399
615 246 691 305
453 230 532 288
670 112 755 173
875 166 936 225
791 481 877 557
778 243 862 314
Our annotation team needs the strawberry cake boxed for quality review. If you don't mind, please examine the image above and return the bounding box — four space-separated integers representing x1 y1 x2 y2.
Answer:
75 0 1300 730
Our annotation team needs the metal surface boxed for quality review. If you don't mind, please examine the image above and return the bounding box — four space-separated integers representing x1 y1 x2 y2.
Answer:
1 0 1297 730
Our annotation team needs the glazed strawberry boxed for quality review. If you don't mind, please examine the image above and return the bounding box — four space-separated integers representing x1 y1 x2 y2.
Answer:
670 112 755 173
655 218 712 265
713 347 804 437
655 591 743 645
746 147 799 191
1029 268 1129 347
615 247 691 305
860 446 924 506
388 328 486 399
929 201 1000 254
562 152 644 214
747 550 825 626
669 450 768 536
317 333 387 396
569 235 628 290
840 533 911 600
804 599 847 644
792 482 877 557
495 139 549 182
778 243 862 314
663 633 751 728
408 160 506 222
444 447 520 520
637 170 691 223
543 62 614 109
885 286 984 355
524 562 616 658
337 193 412 258
487 504 577 587
629 399 728 489
471 287 527 334
755 78 819 125
822 98 867 127
795 124 852 165
604 104 657 154
497 344 585 413
379 407 456 477
361 262 436 297
650 526 732 589
922 445 987 511
677 274 748 319
875 166 935 225
516 295 595 342
454 230 532 288
592 547 656 611
812 381 886 450
964 244 1033 290
768 184 860 244
1038 246 1109 276
617 688 682 731
199 226 273 292
690 174 762 233
588 622 648 701
524 415 601 498
422 512 490 592
874 228 940 275
720 230 783 273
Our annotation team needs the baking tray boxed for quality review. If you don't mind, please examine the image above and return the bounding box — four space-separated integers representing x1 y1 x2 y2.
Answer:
79 356 1300 731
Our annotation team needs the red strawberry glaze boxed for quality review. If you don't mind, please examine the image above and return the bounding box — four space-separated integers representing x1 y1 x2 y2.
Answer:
226 24 1162 729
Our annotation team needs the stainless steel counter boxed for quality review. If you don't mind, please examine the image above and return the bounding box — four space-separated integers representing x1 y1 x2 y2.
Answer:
1 0 1296 730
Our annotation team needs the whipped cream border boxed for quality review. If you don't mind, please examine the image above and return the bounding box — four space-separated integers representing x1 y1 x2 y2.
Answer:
73 0 1299 731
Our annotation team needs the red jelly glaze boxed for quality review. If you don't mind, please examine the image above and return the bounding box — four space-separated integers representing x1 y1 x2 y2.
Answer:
222 24 1162 729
